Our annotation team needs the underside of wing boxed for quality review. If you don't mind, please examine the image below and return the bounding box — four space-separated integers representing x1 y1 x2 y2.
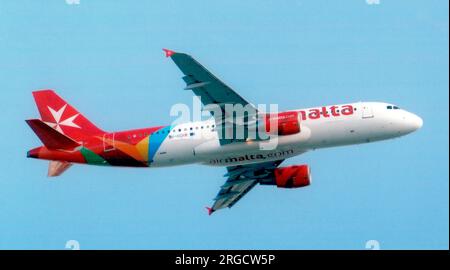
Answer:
207 160 284 215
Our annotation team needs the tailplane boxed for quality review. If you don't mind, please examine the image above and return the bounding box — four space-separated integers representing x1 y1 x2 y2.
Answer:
26 119 80 150
26 119 77 177
32 90 104 141
48 161 72 177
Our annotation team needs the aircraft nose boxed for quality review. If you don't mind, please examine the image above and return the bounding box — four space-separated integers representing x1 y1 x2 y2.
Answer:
393 111 423 135
410 113 423 131
402 112 423 133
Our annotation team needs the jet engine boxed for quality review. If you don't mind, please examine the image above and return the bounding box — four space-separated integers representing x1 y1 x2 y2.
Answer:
265 111 301 136
260 165 311 188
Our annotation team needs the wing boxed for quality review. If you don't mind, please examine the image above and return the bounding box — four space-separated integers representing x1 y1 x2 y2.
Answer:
164 49 259 145
164 48 253 108
207 160 284 215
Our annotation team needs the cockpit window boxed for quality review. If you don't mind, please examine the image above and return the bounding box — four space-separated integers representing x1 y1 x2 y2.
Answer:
387 105 393 109
393 106 400 109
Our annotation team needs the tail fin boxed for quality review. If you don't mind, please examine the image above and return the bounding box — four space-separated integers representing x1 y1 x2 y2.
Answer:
32 90 104 141
26 119 80 150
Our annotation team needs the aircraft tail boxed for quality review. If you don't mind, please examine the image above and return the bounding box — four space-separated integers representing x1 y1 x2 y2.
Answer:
32 90 104 141
26 119 80 150
26 119 78 177
47 161 72 177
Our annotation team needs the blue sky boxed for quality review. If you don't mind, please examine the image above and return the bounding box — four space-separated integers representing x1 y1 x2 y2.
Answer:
0 0 448 249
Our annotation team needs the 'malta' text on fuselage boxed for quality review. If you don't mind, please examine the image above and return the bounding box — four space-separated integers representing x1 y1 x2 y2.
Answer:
298 105 354 120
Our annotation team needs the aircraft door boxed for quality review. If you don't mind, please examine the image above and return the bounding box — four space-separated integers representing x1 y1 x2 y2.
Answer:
103 133 115 152
362 104 374 119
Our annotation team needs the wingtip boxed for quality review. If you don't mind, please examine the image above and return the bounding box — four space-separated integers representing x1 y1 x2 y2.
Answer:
205 207 215 216
162 48 176 58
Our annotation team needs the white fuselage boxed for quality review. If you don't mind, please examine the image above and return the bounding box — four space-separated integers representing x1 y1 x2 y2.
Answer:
150 102 423 167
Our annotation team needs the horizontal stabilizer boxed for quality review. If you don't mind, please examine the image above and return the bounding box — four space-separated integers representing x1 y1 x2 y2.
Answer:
26 119 80 150
48 161 72 177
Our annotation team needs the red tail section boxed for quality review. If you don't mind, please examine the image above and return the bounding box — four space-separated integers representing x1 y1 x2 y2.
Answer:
32 90 104 141
26 119 80 150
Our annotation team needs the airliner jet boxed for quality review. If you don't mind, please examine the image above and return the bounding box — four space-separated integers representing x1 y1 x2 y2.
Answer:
26 49 423 214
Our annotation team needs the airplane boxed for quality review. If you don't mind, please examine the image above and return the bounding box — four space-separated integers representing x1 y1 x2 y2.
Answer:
26 49 423 215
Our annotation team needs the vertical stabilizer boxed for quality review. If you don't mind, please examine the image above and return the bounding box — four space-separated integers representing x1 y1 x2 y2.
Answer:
32 90 104 141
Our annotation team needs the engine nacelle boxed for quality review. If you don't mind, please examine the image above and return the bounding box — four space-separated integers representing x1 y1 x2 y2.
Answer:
273 165 311 188
265 111 301 136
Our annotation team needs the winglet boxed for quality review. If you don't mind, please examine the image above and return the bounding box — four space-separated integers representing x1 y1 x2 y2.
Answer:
205 207 215 216
163 48 176 58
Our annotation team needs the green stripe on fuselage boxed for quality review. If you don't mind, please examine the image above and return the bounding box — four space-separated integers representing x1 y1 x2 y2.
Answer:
80 147 109 166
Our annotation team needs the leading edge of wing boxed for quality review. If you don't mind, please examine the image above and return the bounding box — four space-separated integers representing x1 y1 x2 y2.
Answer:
162 48 252 107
